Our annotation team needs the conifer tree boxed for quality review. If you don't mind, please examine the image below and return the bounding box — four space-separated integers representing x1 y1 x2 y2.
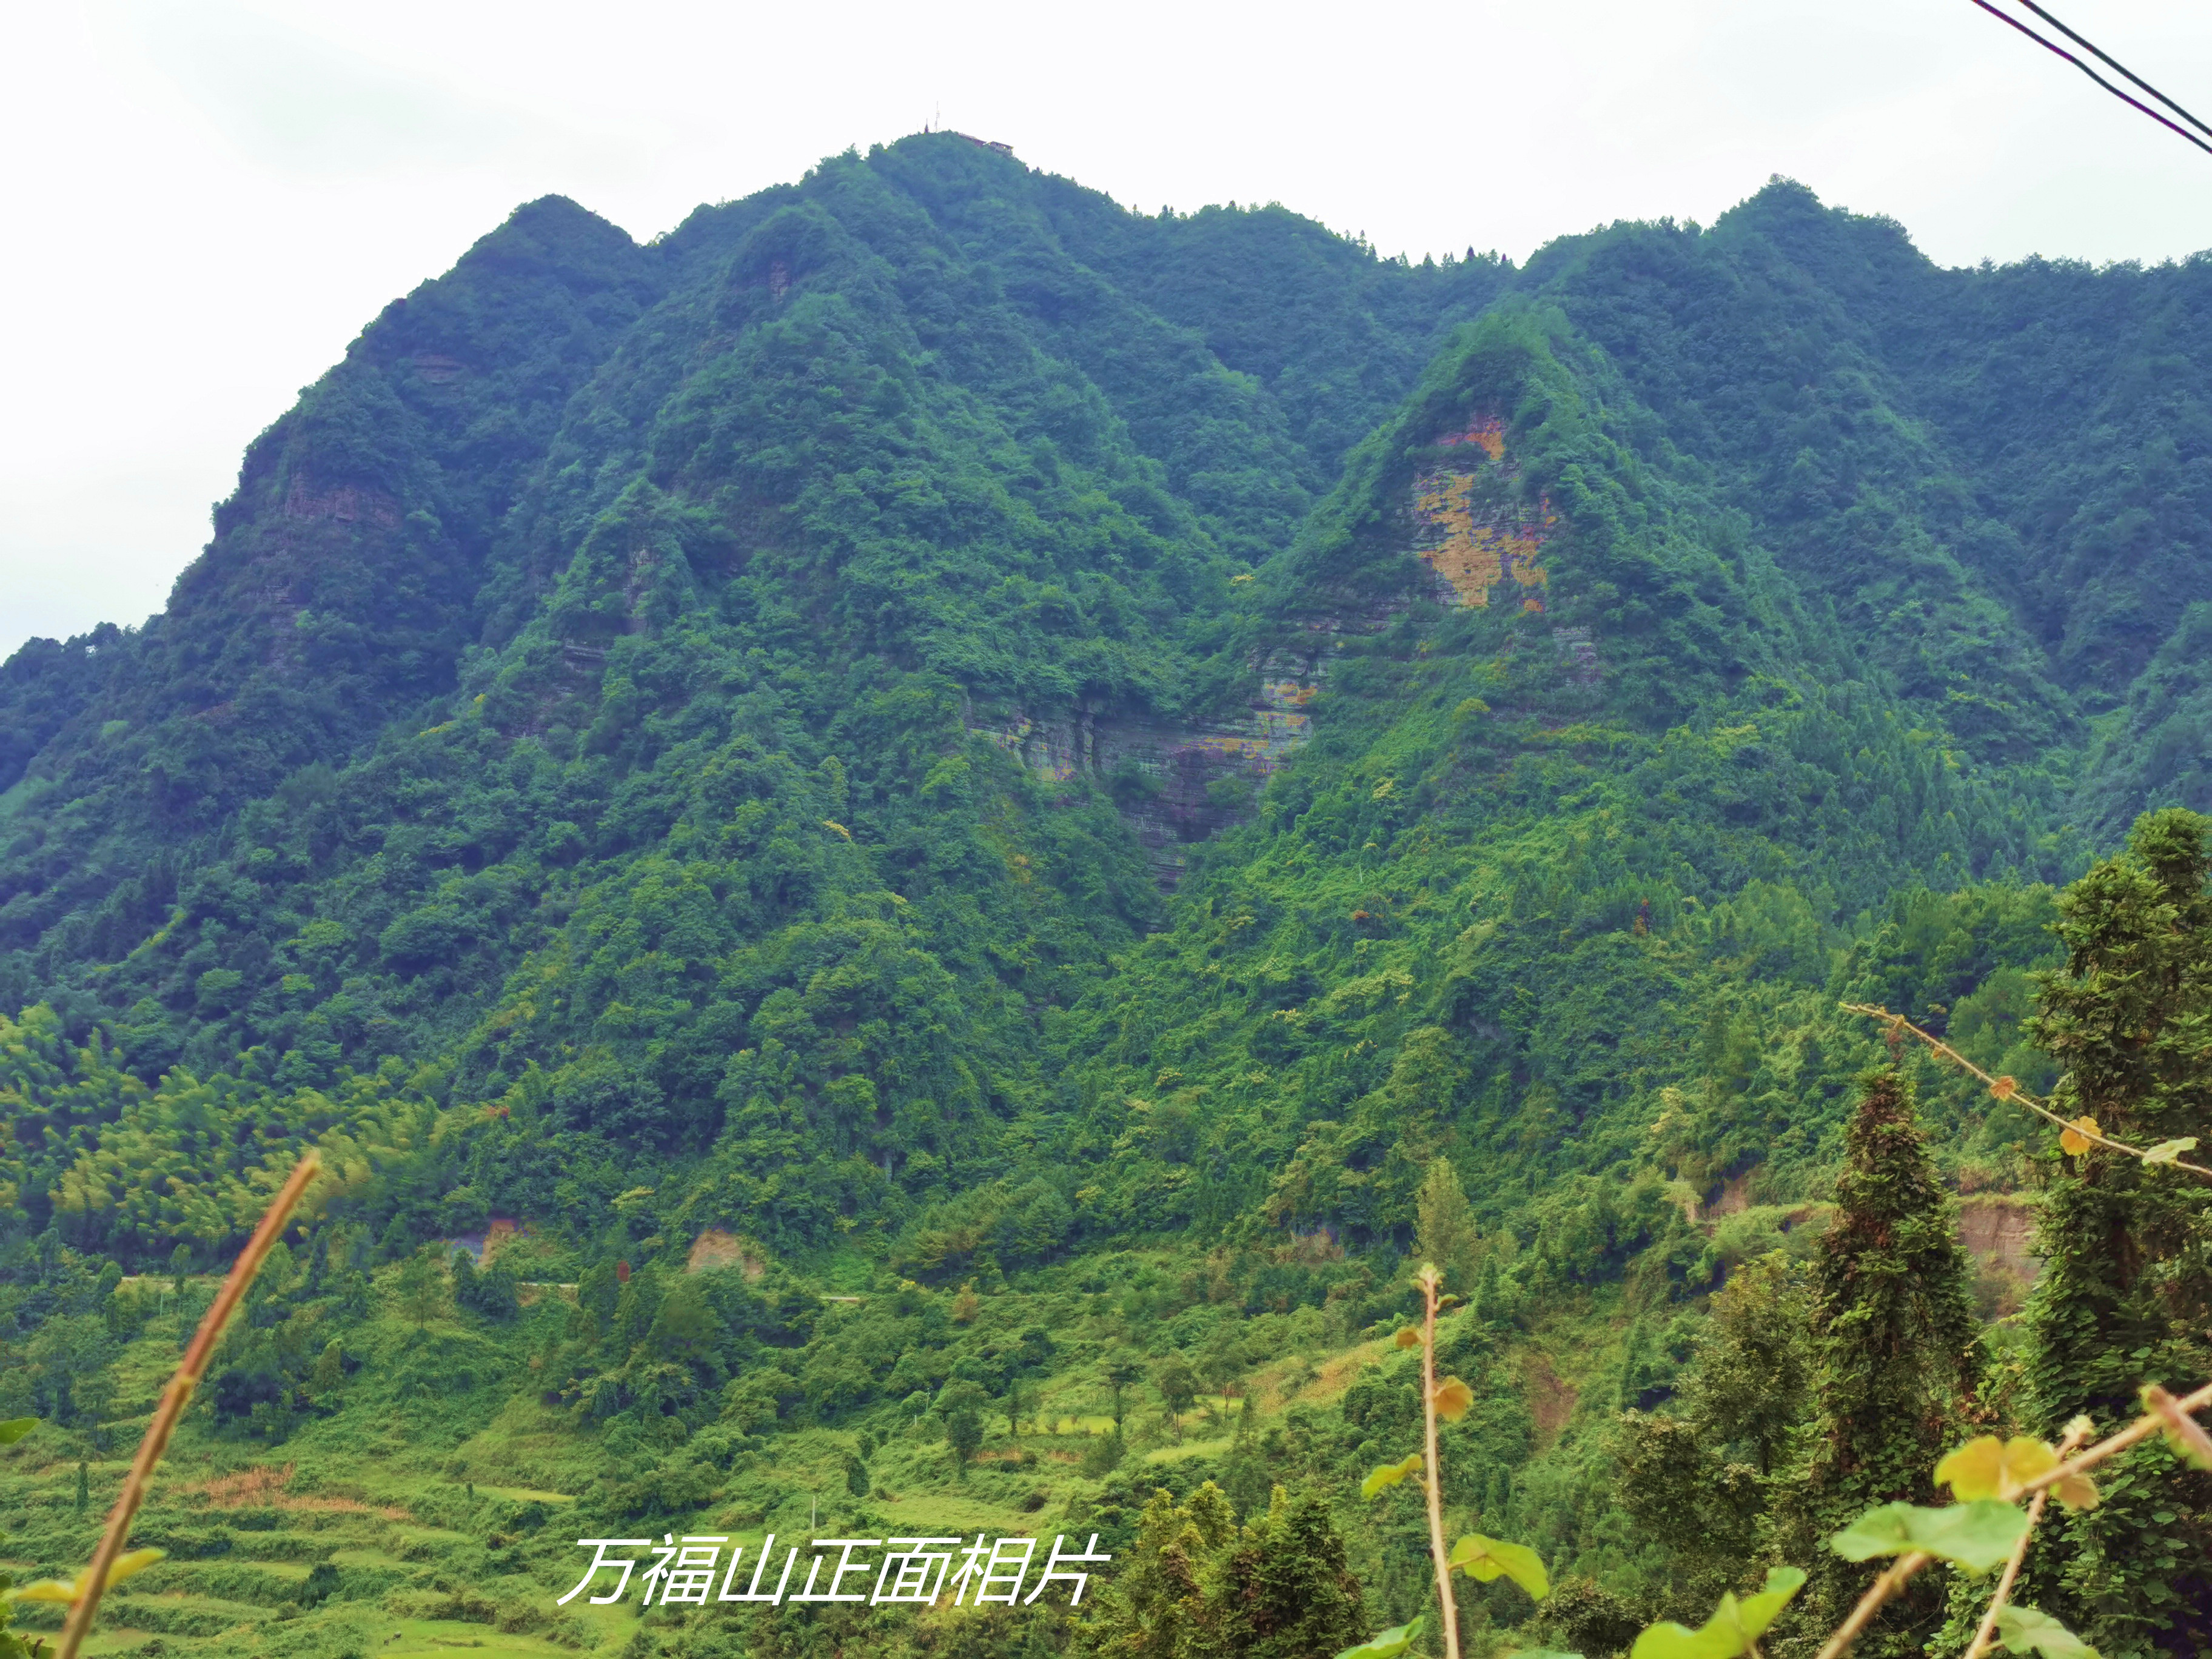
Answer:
450 1248 480 1311
1223 1396 1269 1518
1085 1481 1366 1659
1090 1485 1226 1659
939 1378 987 1468
1156 1354 1199 1431
574 1259 618 1342
1775 1068 1976 1657
1104 1351 1145 1428
394 1245 449 1333
310 1338 344 1400
1615 1253 1806 1615
611 1264 662 1351
166 1242 190 1299
1692 1254 1814 1478
1416 1157 1481 1294
1212 1487 1370 1659
2021 808 2212 1654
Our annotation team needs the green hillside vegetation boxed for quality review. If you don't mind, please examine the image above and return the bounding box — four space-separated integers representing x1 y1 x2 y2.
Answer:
2 133 2211 1658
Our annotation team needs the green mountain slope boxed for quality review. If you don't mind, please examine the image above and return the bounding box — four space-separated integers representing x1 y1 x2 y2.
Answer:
0 134 2207 1659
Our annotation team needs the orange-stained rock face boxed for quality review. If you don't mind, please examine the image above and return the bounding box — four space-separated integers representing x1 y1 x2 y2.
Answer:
961 418 1564 890
1410 418 1553 611
1441 415 1508 461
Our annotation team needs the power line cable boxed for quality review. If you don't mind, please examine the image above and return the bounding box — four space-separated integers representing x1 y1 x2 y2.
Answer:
1966 0 2212 158
2006 0 2212 142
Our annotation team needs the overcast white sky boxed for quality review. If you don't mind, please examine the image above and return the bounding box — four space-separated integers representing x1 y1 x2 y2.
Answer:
5 0 2211 655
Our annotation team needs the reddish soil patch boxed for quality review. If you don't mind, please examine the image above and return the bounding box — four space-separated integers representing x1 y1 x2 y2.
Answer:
190 1465 293 1506
280 1495 411 1519
186 1464 405 1519
1710 1171 1755 1218
688 1228 765 1277
1524 1355 1578 1450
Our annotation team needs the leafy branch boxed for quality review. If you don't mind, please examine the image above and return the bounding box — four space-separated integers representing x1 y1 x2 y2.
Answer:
1811 1376 2212 1659
1838 1004 2212 1182
1627 1378 2209 1659
1341 1356 2211 1659
1631 1566 1803 1659
1342 1263 1547 1659
1958 1420 2090 1659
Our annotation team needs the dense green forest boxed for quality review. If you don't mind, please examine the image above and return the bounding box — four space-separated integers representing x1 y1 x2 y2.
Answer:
1 133 2210 1659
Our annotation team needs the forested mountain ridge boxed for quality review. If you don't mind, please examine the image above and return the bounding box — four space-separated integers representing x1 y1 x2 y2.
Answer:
1 132 2211 1659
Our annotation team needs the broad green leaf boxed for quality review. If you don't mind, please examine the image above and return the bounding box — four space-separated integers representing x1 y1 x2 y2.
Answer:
105 1548 166 1587
1393 1326 1420 1350
1734 1566 1806 1638
1629 1618 1737 1659
5 1548 167 1604
1830 1503 1927 1561
1937 1435 2058 1501
2142 1137 2199 1165
0 1419 33 1447
1627 1570 1803 1659
1920 1503 2034 1572
1830 1501 2027 1574
1361 1453 1422 1500
1335 1617 1424 1659
1433 1376 1475 1423
1994 1605 2098 1659
1449 1533 1550 1600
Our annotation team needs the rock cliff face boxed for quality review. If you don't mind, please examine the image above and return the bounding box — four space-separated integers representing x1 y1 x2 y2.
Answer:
968 417 1581 886
969 667 1319 886
1409 416 1554 611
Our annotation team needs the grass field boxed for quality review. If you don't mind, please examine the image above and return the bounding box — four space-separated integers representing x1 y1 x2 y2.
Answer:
0 1252 1629 1659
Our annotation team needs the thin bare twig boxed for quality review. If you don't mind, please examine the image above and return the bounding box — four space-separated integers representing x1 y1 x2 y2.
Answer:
1814 1552 1931 1659
1838 1004 2212 1182
1961 1421 2090 1659
55 1151 320 1659
1416 1265 1461 1659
